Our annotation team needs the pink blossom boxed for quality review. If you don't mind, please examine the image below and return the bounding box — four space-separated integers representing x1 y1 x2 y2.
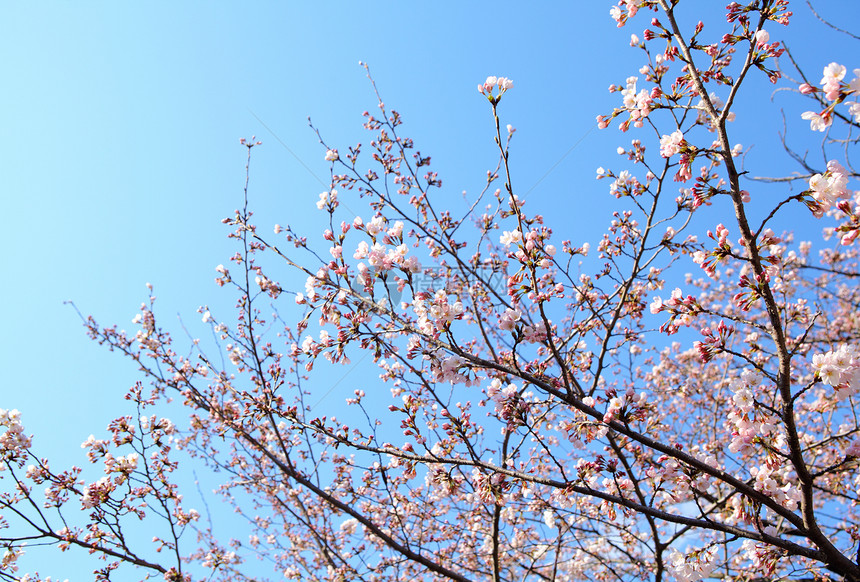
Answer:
812 344 860 399
499 229 522 246
801 110 831 132
821 62 847 85
820 63 847 101
478 76 514 97
316 189 338 210
522 320 549 343
667 545 718 582
620 77 653 127
659 130 685 158
366 215 386 236
808 159 851 211
499 308 521 331
849 102 860 123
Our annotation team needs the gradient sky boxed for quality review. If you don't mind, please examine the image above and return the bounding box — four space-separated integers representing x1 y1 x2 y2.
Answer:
2 1 858 578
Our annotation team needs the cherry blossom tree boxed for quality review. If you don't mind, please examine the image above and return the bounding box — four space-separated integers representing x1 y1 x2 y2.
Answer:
4 1 860 581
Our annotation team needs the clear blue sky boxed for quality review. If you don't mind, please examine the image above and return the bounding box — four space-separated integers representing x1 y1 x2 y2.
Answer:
2 1 858 578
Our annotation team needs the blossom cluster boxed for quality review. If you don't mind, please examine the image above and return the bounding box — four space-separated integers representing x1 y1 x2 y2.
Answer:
0 408 31 465
608 169 636 197
486 379 534 431
798 157 859 245
812 344 860 400
0 546 25 575
430 353 474 385
740 529 784 578
749 463 802 511
649 288 702 334
609 0 646 28
354 241 417 274
801 63 860 131
499 307 520 331
411 289 464 334
477 76 513 100
619 76 653 129
666 545 718 582
806 159 852 215
316 189 338 211
497 307 550 343
659 130 685 158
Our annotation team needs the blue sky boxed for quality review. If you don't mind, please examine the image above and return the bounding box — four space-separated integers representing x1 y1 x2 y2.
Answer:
2 0 631 447
2 1 859 578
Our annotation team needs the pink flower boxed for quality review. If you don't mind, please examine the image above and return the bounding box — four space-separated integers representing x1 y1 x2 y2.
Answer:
808 159 851 211
821 62 847 85
813 344 860 398
849 102 860 123
821 63 847 101
499 229 522 246
620 77 653 126
316 190 338 210
366 215 385 236
499 308 521 331
478 76 514 96
754 29 769 47
659 130 685 158
801 110 831 132
850 70 860 93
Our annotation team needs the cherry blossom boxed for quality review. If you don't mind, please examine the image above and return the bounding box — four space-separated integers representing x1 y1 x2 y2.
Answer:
5 3 860 582
659 129 685 158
